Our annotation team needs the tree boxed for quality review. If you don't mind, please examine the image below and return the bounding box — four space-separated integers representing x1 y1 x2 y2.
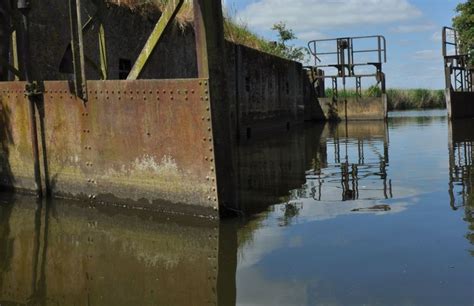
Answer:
453 1 474 58
266 22 308 62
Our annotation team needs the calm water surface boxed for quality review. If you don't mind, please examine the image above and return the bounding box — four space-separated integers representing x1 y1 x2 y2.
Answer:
0 109 473 306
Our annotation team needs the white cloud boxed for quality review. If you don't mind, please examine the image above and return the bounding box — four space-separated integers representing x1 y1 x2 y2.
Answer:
431 31 442 42
237 0 422 39
390 23 436 33
412 49 440 61
297 30 327 41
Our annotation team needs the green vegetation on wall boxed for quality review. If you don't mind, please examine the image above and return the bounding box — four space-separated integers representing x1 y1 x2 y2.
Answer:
225 20 307 61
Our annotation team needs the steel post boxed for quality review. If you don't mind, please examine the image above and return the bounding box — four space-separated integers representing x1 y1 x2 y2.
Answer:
17 0 43 197
68 0 87 100
193 0 238 213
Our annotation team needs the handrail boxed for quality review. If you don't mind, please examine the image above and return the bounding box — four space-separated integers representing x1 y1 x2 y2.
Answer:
307 35 387 66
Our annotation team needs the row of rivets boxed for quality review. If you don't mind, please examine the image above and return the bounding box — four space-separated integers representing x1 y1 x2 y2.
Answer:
201 81 218 211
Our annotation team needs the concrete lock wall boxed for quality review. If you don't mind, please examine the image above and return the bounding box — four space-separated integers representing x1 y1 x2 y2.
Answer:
15 2 197 81
0 1 328 215
226 43 321 138
9 2 321 130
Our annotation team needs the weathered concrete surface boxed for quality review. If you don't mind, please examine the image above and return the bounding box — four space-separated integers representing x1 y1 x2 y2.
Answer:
7 1 322 135
0 195 229 306
10 2 198 81
446 89 474 119
226 43 320 137
318 95 388 121
0 79 219 216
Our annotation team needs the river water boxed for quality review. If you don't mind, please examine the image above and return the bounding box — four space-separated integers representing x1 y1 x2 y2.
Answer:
0 110 473 305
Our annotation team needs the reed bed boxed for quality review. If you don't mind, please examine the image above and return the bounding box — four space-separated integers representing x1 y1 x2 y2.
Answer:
325 88 445 110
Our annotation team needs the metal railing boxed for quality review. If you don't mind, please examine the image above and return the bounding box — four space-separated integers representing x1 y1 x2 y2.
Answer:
307 35 387 98
442 27 473 92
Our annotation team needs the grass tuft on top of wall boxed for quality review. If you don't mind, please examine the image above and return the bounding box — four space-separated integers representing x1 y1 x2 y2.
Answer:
108 0 194 28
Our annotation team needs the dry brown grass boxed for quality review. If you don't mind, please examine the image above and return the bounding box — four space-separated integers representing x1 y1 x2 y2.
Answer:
107 0 193 27
106 0 280 56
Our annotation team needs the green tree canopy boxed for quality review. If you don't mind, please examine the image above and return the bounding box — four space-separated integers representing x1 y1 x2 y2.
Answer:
263 22 308 62
453 0 474 57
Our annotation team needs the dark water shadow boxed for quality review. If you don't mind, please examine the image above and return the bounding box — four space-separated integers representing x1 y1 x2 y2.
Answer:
0 194 15 302
235 123 326 216
0 195 238 306
0 97 15 190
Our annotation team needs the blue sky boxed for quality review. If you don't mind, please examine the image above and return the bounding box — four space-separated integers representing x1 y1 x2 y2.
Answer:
227 0 464 89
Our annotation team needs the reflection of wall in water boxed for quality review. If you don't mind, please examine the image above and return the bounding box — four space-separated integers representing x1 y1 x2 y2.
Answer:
236 125 326 214
448 120 474 250
0 196 237 306
293 122 392 202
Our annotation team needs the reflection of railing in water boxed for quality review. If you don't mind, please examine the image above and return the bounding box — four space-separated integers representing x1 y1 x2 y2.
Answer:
448 140 473 210
448 120 474 252
293 123 392 202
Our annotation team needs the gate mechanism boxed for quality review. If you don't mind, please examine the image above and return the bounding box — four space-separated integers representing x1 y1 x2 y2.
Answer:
443 27 473 93
307 35 387 99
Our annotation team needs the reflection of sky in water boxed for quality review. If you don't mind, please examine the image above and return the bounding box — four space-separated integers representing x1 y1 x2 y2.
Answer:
236 110 474 306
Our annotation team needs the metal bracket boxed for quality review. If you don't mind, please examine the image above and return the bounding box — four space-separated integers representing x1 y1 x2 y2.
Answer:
25 81 44 97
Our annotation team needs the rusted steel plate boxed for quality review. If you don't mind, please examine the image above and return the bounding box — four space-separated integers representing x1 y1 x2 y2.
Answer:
0 79 219 216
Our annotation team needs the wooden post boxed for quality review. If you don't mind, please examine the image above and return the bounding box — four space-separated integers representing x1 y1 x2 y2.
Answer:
98 23 107 80
69 0 87 100
127 0 184 80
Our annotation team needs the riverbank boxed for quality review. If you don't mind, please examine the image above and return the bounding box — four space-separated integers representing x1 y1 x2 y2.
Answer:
326 88 446 111
387 89 445 110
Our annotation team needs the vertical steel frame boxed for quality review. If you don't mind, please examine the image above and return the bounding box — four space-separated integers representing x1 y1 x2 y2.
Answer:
194 0 237 212
443 27 473 93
